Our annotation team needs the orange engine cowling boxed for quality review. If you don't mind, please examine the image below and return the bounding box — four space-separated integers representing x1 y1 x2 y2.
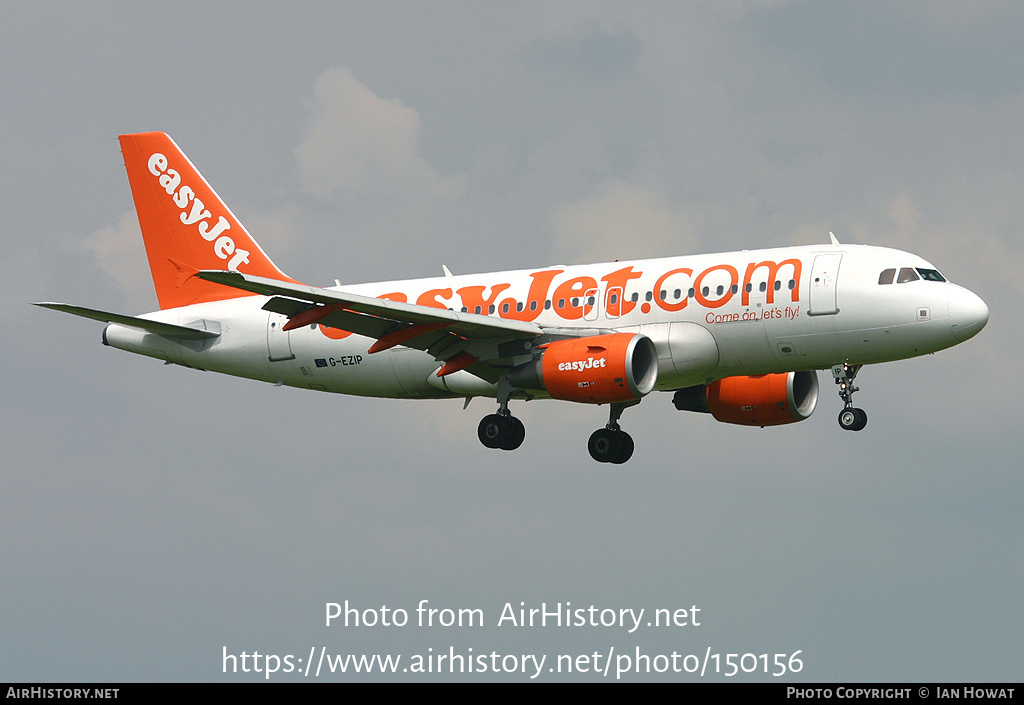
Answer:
672 370 819 426
508 333 658 404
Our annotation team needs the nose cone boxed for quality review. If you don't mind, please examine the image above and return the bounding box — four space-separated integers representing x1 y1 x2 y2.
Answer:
949 288 989 342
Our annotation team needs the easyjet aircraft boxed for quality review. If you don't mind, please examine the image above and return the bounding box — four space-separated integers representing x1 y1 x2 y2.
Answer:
37 132 989 463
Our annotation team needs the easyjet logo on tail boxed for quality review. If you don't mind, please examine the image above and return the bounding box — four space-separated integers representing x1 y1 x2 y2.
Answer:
147 153 251 271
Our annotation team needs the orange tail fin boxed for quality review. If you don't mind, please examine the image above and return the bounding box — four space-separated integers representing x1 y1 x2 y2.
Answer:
118 132 296 310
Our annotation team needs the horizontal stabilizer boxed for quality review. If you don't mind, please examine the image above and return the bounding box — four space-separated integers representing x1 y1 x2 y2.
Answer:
33 303 221 340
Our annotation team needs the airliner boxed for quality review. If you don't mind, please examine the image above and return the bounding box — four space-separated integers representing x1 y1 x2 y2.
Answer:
36 132 990 463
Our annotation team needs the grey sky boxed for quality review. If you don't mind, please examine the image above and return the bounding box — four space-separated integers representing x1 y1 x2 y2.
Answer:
2 1 1021 681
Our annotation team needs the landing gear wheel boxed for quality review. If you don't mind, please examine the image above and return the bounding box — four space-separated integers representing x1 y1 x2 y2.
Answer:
478 414 525 450
588 428 622 462
478 414 509 449
502 416 526 451
610 431 634 464
837 407 868 432
588 428 634 463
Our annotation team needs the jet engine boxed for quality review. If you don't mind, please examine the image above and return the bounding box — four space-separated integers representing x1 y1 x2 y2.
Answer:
673 370 819 426
509 332 658 404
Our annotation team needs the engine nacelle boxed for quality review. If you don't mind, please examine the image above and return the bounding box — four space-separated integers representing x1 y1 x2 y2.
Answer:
673 370 819 426
508 333 658 404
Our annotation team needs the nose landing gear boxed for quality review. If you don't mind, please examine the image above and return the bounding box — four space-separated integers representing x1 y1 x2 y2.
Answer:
832 363 868 431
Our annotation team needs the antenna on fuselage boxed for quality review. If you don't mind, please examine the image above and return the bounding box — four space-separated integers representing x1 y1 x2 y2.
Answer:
829 232 841 245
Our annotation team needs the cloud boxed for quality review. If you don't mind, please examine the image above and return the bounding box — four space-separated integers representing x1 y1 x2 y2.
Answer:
547 178 702 264
80 211 154 311
295 67 467 200
521 22 643 78
753 1 1024 98
237 204 302 271
858 192 1023 297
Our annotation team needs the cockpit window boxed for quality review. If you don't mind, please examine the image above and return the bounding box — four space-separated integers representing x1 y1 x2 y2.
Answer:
880 267 945 286
917 268 946 282
897 267 920 283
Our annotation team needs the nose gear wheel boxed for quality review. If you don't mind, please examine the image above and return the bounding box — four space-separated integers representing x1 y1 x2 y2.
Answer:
837 407 868 431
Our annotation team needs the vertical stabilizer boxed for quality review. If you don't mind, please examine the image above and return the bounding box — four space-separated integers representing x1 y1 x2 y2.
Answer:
118 132 295 310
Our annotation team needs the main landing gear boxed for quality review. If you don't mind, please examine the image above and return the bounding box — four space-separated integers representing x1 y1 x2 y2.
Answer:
476 379 639 462
832 363 868 432
588 400 639 464
478 412 525 451
478 377 525 451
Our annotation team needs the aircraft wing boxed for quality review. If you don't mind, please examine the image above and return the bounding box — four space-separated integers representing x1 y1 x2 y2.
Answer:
197 270 545 382
198 271 541 337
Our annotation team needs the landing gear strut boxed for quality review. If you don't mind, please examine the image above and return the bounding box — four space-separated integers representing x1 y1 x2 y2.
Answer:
588 400 639 464
832 363 867 431
478 376 525 451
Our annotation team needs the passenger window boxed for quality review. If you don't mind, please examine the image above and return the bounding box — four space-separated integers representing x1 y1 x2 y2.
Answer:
897 267 919 283
878 269 895 285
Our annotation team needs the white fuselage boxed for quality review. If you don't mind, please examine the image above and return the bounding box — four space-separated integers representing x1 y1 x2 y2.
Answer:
102 243 988 402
